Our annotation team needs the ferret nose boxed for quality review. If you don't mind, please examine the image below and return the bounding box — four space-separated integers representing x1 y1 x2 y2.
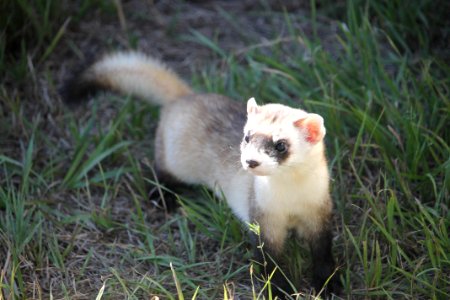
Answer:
246 160 260 168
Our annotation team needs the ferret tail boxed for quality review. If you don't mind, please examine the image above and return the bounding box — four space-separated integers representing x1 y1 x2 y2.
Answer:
61 51 193 106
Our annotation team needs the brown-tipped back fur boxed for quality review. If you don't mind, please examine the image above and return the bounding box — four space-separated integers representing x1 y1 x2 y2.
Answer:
62 52 193 105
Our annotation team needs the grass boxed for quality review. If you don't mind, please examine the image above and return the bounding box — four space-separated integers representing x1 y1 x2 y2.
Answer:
1 0 449 299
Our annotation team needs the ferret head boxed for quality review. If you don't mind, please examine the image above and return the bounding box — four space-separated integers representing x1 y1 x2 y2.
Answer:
240 98 326 176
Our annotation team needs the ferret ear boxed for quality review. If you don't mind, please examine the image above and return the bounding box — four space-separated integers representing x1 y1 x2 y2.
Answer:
293 113 326 144
247 97 260 114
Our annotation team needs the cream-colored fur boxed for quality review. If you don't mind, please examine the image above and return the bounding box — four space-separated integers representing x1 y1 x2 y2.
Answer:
82 52 193 104
241 100 331 251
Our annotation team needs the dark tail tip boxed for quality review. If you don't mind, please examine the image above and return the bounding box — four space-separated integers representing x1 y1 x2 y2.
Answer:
60 73 99 105
59 53 100 106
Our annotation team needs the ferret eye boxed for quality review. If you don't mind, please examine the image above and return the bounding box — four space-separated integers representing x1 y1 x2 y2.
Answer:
244 135 250 143
275 141 287 153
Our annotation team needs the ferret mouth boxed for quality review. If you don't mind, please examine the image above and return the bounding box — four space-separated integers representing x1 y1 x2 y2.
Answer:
241 162 272 176
246 168 270 176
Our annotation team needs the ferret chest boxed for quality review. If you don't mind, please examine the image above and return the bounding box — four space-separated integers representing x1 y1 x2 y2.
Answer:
253 175 326 218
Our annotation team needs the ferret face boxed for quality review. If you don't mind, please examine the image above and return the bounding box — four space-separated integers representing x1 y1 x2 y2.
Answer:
240 98 325 176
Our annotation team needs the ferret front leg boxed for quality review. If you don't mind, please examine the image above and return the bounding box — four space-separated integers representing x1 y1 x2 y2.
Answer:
250 219 292 297
307 225 340 296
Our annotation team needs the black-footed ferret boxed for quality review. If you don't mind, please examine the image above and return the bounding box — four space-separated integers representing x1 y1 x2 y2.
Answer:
62 51 339 296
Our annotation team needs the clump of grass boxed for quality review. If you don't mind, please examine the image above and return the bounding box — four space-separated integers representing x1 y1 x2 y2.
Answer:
318 0 450 58
194 1 449 298
0 0 112 80
1 0 64 79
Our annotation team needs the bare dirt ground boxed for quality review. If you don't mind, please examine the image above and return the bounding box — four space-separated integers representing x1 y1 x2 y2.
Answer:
57 0 341 78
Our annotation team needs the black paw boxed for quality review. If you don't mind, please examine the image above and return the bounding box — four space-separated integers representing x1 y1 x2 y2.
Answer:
312 274 342 298
148 185 179 213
